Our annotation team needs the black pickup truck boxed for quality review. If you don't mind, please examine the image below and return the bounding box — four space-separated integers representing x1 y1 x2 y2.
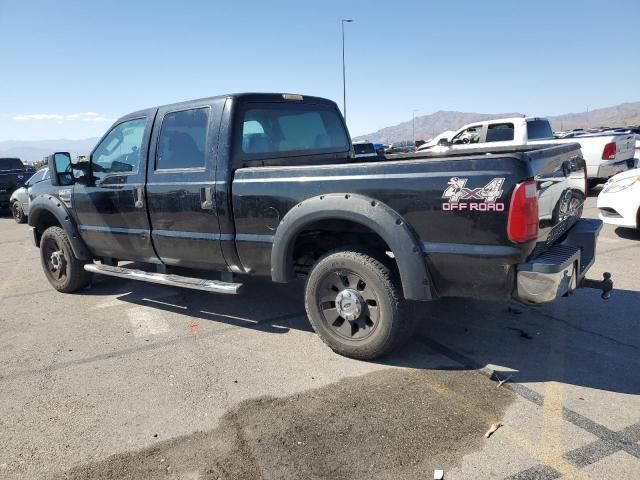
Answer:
0 157 32 209
28 93 611 359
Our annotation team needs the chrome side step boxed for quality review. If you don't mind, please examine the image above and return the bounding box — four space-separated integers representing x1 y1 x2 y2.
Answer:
84 263 242 294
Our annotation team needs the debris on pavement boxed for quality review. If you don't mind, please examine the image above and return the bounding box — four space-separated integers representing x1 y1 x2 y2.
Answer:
494 373 514 388
484 422 503 438
434 469 445 479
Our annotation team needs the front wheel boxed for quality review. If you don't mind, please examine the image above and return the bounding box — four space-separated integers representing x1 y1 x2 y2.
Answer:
304 248 412 360
40 226 92 293
11 203 26 224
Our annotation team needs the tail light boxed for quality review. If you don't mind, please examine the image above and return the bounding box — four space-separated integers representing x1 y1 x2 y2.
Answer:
602 142 616 160
507 179 538 243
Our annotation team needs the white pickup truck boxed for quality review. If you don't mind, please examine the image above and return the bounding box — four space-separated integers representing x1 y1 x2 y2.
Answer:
419 117 636 187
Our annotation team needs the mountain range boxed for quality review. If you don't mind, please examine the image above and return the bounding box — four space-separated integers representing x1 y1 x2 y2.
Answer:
354 102 640 144
2 101 639 162
0 138 99 164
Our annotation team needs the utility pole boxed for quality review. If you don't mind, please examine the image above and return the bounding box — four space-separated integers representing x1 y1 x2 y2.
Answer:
341 19 353 122
586 105 590 128
412 109 419 146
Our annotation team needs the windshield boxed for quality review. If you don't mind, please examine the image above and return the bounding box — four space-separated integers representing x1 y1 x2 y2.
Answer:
527 120 554 140
0 158 24 170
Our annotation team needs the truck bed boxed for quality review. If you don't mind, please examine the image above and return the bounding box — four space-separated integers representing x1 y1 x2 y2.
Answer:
230 143 586 299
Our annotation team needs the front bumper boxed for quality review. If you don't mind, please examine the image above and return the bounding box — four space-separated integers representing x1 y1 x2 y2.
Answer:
516 219 602 304
597 184 640 229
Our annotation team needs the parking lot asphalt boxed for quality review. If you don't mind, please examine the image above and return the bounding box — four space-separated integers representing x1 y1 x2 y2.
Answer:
0 193 638 480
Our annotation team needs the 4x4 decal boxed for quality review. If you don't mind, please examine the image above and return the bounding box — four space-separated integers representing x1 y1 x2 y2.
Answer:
442 177 506 211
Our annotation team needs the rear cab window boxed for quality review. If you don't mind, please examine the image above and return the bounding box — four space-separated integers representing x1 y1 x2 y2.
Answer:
527 119 554 140
238 102 349 159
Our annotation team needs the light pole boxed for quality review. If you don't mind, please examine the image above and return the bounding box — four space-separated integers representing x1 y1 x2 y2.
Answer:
586 104 590 128
341 19 353 122
412 109 419 146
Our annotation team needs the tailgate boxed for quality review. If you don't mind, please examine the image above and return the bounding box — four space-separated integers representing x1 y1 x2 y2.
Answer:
524 143 586 247
614 134 636 161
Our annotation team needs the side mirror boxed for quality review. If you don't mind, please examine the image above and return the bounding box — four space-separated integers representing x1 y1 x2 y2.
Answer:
438 138 452 146
47 152 74 186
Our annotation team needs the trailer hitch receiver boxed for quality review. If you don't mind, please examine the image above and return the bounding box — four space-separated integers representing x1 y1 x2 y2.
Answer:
581 272 613 300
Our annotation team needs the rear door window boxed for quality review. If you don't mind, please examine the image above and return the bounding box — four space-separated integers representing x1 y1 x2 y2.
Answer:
486 123 515 142
156 108 209 170
527 120 553 140
240 103 349 157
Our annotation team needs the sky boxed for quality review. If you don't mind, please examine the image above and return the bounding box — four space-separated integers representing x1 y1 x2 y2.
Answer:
1 0 639 141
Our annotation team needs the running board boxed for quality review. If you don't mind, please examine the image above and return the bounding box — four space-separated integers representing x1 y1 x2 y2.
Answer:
84 263 242 294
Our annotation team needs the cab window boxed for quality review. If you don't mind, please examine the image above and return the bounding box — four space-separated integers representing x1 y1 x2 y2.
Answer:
486 123 515 142
156 108 208 170
451 125 482 145
240 103 349 157
91 118 146 181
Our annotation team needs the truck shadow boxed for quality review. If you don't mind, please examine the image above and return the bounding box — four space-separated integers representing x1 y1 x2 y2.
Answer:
387 290 640 396
79 273 640 396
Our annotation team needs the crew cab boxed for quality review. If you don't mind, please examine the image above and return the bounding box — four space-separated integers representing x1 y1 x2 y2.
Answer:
28 93 612 360
419 117 636 187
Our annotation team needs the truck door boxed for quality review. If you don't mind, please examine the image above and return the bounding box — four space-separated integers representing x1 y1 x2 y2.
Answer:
145 101 227 270
73 112 159 263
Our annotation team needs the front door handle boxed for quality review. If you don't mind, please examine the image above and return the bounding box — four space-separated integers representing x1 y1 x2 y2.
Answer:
200 186 214 210
134 187 144 209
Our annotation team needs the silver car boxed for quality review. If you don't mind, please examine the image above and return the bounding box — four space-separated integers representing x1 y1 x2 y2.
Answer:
9 168 49 223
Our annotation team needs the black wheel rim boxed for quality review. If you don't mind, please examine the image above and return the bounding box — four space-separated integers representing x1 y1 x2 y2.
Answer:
316 269 379 340
42 236 67 282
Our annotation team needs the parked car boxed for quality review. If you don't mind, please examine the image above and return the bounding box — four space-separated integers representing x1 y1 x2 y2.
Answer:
0 157 30 210
423 117 636 188
30 93 610 360
9 167 50 223
597 168 640 230
353 141 379 161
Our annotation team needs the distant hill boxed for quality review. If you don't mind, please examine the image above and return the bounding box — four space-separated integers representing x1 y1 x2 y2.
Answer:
0 138 99 164
355 102 640 144
548 102 640 131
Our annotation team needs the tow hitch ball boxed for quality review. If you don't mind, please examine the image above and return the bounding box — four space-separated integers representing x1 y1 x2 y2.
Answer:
581 272 613 300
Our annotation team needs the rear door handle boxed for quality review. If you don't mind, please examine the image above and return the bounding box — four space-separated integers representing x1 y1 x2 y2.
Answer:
134 186 144 209
200 186 214 210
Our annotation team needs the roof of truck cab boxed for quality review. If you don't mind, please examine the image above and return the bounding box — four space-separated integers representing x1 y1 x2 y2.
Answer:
120 93 338 121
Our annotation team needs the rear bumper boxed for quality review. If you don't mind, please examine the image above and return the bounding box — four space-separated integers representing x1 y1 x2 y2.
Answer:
596 159 630 179
515 218 602 304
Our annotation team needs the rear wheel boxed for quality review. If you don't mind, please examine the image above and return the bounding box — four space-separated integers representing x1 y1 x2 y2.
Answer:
40 226 92 293
11 203 26 224
304 248 411 360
